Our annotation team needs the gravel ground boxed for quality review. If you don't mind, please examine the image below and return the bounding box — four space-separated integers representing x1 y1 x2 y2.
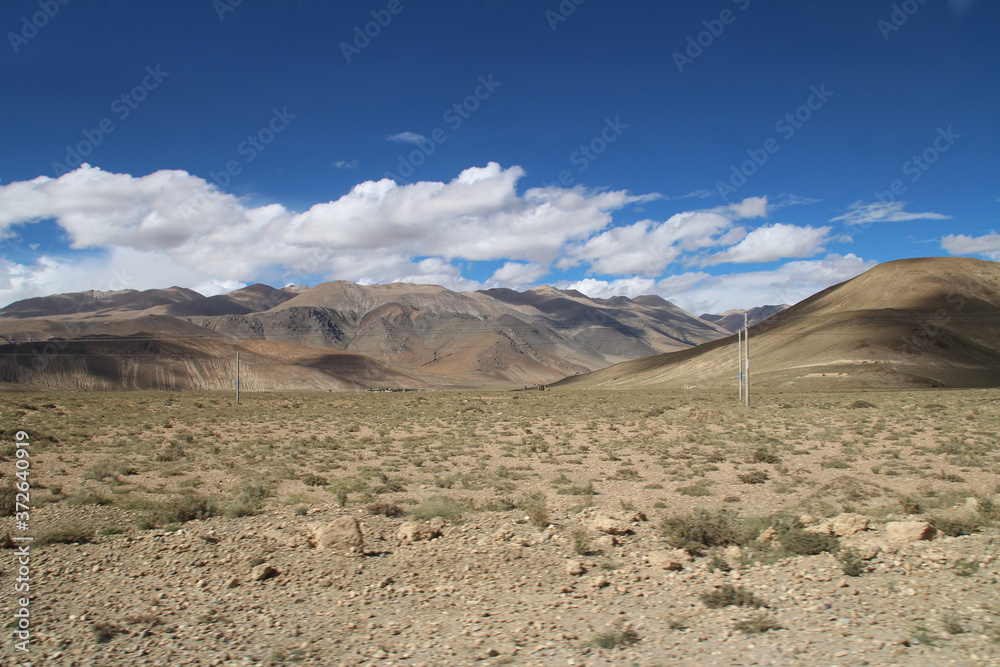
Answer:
4 503 999 667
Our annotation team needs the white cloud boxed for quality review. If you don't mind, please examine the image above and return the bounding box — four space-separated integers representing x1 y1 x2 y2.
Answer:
560 196 768 276
563 254 876 314
941 231 1000 260
0 165 874 313
559 276 657 300
704 223 831 265
831 201 951 225
333 159 359 170
0 163 651 304
489 262 549 285
386 132 428 145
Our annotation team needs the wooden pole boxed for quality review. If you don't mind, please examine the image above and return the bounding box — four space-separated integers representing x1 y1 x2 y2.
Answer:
236 351 240 404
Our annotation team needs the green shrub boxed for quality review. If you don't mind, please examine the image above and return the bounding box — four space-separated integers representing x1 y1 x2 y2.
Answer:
700 585 768 609
733 614 783 634
591 625 640 649
518 492 550 527
676 482 712 497
409 496 469 522
300 473 328 487
662 509 751 553
366 502 405 517
138 493 217 528
749 447 781 464
36 525 93 546
837 547 864 576
780 529 839 556
738 471 769 485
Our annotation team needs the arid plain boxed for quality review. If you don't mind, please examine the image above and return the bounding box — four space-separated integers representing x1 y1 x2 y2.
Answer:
2 386 999 666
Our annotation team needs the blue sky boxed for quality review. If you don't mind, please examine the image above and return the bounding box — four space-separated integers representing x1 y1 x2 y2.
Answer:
1 0 997 314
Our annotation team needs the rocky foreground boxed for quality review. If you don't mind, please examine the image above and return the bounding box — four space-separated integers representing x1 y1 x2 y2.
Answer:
6 503 1000 667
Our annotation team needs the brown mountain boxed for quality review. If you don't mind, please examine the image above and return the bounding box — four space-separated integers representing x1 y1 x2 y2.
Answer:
700 305 789 333
553 257 1000 391
0 281 729 390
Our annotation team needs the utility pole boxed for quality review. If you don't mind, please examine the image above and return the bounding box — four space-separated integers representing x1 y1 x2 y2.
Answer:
744 312 750 408
236 351 240 404
738 329 743 404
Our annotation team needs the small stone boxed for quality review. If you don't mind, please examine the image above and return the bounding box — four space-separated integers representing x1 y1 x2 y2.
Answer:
250 563 279 582
565 560 586 576
588 575 609 589
589 514 633 535
646 549 691 571
831 513 870 537
397 521 442 544
310 517 365 555
885 521 936 543
594 535 619 548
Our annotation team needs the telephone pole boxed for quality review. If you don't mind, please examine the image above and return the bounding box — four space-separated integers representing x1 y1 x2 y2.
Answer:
744 312 750 408
236 351 240 404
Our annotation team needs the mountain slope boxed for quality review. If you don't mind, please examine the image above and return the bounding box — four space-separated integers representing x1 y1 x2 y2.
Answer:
553 257 1000 391
0 281 730 389
700 305 789 333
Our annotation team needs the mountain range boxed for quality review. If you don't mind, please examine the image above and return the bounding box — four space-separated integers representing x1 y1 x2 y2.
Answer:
554 257 1000 391
0 280 739 390
3 257 995 392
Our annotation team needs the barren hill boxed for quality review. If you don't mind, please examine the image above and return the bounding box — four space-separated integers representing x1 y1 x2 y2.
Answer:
0 281 729 390
554 257 1000 391
700 305 789 333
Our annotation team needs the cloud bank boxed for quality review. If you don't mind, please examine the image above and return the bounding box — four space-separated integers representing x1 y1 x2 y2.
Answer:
0 163 866 312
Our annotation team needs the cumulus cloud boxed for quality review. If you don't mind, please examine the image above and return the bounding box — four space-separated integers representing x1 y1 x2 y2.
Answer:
704 223 831 265
830 201 951 225
489 262 550 285
563 254 876 314
560 196 767 276
941 231 1000 260
386 132 428 145
0 163 856 311
0 163 650 305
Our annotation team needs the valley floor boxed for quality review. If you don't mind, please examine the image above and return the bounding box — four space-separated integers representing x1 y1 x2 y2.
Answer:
2 387 999 666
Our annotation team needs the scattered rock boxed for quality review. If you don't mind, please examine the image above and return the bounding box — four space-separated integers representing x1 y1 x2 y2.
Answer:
832 513 870 537
885 521 937 543
756 527 777 544
594 534 619 548
588 575 609 588
250 563 279 582
310 517 365 555
397 521 442 544
589 514 632 535
565 560 587 576
646 549 691 570
804 521 834 535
